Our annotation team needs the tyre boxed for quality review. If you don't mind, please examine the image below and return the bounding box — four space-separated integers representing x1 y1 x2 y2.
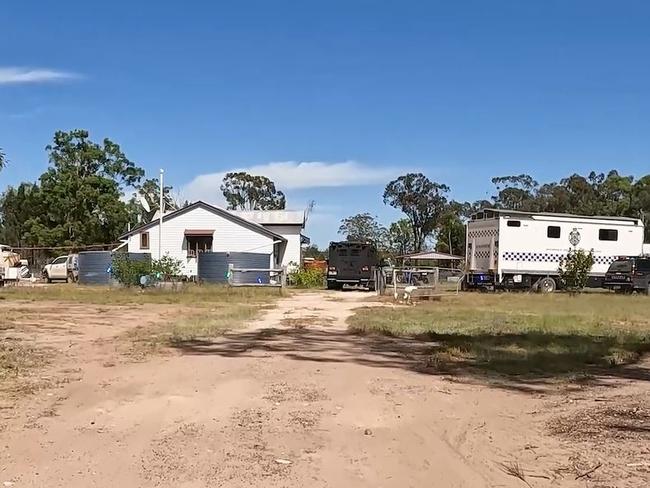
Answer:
538 277 556 294
327 282 340 291
66 272 75 283
44 272 52 284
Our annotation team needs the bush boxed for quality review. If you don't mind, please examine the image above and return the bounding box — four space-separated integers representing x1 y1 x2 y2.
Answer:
112 254 151 287
112 254 183 287
289 267 325 288
152 254 182 280
558 248 595 292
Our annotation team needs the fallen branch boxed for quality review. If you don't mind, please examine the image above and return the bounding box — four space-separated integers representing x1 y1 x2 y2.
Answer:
575 462 602 480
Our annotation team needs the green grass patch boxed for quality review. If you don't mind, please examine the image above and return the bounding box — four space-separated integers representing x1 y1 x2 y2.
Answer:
347 293 650 377
0 284 285 306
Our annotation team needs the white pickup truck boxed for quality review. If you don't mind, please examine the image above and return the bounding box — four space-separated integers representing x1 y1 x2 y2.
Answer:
42 254 79 283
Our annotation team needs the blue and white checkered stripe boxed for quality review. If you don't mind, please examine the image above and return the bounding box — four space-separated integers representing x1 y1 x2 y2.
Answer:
502 252 616 265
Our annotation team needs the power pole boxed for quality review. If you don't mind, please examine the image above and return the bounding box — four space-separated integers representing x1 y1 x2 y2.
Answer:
159 169 164 259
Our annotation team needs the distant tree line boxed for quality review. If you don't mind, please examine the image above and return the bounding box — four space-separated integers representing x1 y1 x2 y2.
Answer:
337 171 650 257
2 133 649 254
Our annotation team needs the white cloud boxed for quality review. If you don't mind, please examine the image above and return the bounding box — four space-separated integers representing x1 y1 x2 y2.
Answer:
181 160 401 203
0 67 80 85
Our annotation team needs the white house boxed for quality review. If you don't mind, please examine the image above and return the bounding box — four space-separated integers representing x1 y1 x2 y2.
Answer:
119 201 308 277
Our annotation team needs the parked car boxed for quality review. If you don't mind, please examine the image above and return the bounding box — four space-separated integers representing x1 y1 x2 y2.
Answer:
603 256 650 294
42 254 79 283
326 241 379 290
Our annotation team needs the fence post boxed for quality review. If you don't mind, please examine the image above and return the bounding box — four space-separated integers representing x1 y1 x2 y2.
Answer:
281 266 287 289
392 268 397 299
227 263 234 286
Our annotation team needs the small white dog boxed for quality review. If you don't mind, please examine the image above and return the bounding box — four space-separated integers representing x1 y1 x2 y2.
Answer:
402 285 418 304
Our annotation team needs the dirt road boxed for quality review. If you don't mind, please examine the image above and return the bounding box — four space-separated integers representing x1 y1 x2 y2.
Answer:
1 292 648 487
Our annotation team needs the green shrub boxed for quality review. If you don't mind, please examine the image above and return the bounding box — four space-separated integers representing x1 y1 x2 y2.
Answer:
289 267 325 288
558 248 595 292
152 254 183 280
112 254 183 287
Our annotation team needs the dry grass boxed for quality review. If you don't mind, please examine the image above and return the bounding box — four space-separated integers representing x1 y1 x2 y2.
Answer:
548 393 650 442
0 339 48 393
498 461 532 487
280 315 335 329
0 284 285 306
347 293 650 376
125 303 275 358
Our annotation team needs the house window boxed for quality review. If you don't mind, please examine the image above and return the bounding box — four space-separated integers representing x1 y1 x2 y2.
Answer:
186 235 213 257
547 226 561 239
140 232 150 249
506 220 521 227
599 229 618 241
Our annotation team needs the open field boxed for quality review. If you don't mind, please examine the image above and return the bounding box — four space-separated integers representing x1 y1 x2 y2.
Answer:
348 293 650 377
0 288 649 487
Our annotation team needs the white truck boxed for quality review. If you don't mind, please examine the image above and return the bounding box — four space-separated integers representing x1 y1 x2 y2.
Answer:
42 254 79 283
465 209 646 292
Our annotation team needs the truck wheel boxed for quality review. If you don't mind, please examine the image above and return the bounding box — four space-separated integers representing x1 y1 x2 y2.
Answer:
327 282 339 291
66 272 75 283
538 277 556 294
44 272 52 284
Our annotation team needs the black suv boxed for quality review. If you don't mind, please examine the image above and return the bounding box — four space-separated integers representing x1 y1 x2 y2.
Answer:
604 257 650 294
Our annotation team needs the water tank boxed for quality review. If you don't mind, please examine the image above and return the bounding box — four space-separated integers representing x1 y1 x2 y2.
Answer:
197 252 271 284
78 251 151 285
78 251 113 285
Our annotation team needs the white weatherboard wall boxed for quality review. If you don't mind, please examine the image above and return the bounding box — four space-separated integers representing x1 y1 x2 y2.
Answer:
126 206 276 277
263 224 302 268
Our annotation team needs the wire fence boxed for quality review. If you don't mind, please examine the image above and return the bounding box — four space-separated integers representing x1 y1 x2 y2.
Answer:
374 266 465 300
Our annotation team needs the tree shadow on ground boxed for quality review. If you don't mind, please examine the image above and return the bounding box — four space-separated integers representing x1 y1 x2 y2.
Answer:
169 325 650 393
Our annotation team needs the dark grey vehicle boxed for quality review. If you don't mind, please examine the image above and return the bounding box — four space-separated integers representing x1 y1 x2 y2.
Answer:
603 256 650 294
326 241 379 290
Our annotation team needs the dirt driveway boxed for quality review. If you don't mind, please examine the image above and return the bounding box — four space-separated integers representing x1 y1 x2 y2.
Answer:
1 291 648 487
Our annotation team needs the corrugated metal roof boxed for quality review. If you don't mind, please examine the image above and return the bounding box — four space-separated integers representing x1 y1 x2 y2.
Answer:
230 210 305 226
119 201 286 241
399 251 464 260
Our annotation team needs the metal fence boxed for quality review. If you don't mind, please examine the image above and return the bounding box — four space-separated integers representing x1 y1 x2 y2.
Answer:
374 266 465 300
227 264 287 289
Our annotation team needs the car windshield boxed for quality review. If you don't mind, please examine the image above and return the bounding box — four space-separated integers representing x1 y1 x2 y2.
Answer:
608 260 632 273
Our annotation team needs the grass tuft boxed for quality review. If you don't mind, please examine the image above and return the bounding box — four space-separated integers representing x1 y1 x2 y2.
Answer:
0 339 47 391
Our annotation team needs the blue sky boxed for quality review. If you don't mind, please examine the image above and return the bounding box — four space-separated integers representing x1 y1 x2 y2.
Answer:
1 0 649 246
